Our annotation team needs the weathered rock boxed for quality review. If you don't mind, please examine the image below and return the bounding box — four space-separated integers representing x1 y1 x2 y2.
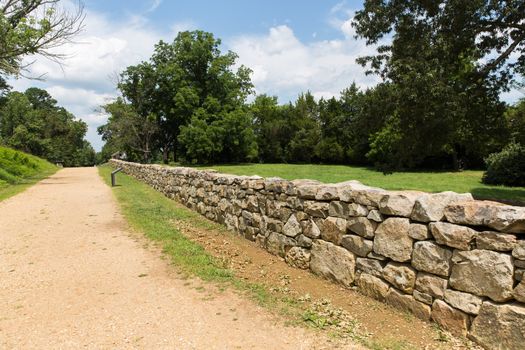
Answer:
431 300 470 337
310 240 356 288
513 241 525 260
476 231 517 251
338 183 386 206
382 263 417 293
301 219 321 239
415 272 448 298
444 289 483 315
515 259 525 268
367 251 387 261
514 280 525 303
356 258 384 278
283 214 302 237
329 201 349 218
385 288 431 320
516 269 525 281
429 222 477 250
285 247 311 270
347 203 369 217
266 232 297 258
411 192 473 223
315 185 339 201
341 235 373 257
367 209 383 223
304 201 329 218
444 201 525 234
379 191 423 217
413 290 433 305
450 250 514 302
319 217 347 245
297 234 313 248
412 241 452 277
373 218 413 262
347 217 377 239
357 273 390 301
408 223 430 240
470 302 525 350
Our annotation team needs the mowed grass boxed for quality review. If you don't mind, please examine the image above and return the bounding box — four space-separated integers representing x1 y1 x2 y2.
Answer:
194 163 525 204
0 146 58 201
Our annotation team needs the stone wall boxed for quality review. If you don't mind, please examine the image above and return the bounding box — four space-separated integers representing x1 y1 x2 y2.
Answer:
110 159 525 349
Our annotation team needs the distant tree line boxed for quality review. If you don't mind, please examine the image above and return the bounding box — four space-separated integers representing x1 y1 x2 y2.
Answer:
98 1 525 185
0 88 95 166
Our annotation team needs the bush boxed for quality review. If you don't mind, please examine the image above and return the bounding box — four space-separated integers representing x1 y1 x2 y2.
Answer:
482 143 525 187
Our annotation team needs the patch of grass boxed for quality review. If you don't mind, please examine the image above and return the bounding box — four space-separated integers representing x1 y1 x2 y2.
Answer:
0 146 58 201
193 163 525 204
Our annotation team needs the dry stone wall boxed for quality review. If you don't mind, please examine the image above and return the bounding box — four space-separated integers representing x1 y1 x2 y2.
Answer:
110 159 525 349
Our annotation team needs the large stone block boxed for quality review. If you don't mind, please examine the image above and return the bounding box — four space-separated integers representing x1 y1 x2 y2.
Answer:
470 302 525 350
415 272 448 298
315 185 339 201
444 289 483 315
450 250 514 302
382 263 417 293
283 214 302 237
310 240 356 288
379 191 423 217
411 192 473 223
514 280 525 303
341 235 373 257
285 247 311 270
513 241 525 260
266 232 297 258
304 201 330 218
357 273 390 301
319 217 347 245
338 183 386 206
356 258 384 278
347 217 377 238
385 288 431 321
429 222 477 250
301 219 321 239
373 218 413 262
412 241 452 277
431 300 470 337
476 231 517 252
408 223 430 240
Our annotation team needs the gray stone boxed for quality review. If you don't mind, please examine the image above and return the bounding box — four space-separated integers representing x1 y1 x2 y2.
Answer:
266 232 297 258
319 217 347 245
356 258 384 278
444 289 483 315
382 263 417 293
373 218 413 262
515 259 525 268
413 290 433 305
338 183 386 206
329 201 349 218
411 192 473 223
385 288 431 321
301 219 321 239
285 247 311 270
347 203 369 217
341 235 373 257
304 201 330 218
412 241 452 277
476 231 517 251
297 234 313 248
514 280 525 303
379 191 423 217
431 300 470 337
450 250 514 302
367 210 383 223
315 185 339 201
513 241 525 260
470 302 525 350
408 223 430 240
516 269 525 282
283 214 302 237
310 240 356 288
347 217 377 239
415 272 448 298
296 183 320 199
445 201 525 234
429 222 477 250
357 273 390 301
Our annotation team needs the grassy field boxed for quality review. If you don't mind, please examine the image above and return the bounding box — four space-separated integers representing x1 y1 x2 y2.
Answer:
193 163 525 204
0 146 58 201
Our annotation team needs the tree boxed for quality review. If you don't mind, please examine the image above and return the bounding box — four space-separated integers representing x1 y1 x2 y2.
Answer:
0 0 84 78
505 98 525 145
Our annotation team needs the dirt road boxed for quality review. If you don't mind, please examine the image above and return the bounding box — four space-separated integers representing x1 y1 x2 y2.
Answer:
0 168 358 349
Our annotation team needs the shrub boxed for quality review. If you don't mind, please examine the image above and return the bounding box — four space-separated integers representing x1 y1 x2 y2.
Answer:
482 143 525 187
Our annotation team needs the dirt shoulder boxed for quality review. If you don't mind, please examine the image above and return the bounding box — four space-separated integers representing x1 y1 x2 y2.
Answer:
0 168 359 349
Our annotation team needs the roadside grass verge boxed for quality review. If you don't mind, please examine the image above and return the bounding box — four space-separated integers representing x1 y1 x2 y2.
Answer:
192 163 525 204
0 146 58 201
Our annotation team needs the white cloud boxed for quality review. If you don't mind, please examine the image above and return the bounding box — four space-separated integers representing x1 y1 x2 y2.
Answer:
147 0 163 13
229 25 378 103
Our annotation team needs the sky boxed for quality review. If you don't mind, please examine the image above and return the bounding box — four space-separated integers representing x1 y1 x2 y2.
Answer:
7 0 524 151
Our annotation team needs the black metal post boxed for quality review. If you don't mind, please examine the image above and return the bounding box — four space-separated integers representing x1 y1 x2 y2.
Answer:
111 168 123 187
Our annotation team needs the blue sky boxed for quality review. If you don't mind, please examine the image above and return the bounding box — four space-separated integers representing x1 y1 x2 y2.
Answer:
8 0 523 151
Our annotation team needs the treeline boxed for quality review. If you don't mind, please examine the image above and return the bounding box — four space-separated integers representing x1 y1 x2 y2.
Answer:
0 88 96 167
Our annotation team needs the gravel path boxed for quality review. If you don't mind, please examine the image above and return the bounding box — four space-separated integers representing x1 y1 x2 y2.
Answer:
0 168 359 349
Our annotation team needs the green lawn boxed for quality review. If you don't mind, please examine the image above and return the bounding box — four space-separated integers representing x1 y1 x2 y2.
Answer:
0 146 58 201
193 163 525 204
